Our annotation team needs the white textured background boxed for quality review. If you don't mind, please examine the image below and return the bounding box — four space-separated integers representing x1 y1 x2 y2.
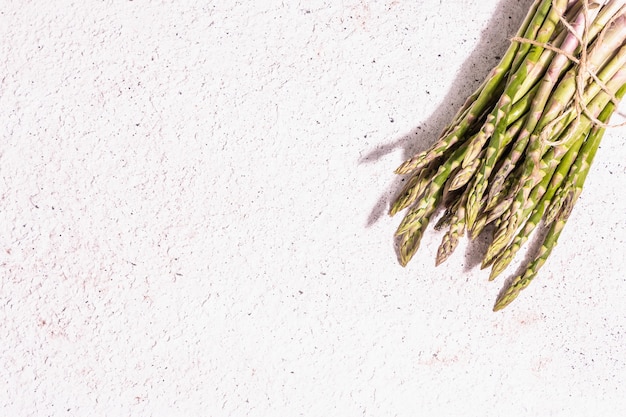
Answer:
2 0 626 416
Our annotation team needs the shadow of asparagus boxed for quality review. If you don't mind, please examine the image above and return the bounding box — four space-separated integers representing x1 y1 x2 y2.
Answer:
362 0 533 270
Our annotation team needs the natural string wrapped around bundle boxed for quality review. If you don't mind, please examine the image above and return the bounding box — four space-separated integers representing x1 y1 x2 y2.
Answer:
390 0 626 311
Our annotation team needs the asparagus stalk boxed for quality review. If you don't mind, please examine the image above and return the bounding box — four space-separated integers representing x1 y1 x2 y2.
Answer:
389 166 437 216
436 191 469 265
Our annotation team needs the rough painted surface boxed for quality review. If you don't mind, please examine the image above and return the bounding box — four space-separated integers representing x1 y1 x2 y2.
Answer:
1 1 625 416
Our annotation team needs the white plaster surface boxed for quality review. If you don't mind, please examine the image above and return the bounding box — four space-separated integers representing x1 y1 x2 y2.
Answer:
2 0 626 416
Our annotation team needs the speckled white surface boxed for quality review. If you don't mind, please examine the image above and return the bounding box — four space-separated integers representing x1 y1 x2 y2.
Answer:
1 0 626 416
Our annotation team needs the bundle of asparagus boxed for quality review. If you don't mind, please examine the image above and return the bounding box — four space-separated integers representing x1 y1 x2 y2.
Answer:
391 0 626 310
